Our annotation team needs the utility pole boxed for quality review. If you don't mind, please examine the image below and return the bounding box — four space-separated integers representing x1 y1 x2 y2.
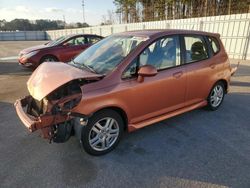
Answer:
82 0 85 24
63 15 66 28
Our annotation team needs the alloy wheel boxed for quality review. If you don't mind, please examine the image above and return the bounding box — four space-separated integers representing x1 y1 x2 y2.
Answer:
210 85 224 108
88 117 119 151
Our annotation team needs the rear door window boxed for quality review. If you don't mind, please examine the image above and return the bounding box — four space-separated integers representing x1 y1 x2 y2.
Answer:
184 36 208 63
86 36 102 44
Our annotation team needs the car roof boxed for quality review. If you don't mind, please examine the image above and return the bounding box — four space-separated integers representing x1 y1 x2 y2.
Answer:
66 34 102 38
117 29 220 38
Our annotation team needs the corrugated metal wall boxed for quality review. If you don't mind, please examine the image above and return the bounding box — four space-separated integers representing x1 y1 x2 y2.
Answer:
46 13 250 60
0 31 46 41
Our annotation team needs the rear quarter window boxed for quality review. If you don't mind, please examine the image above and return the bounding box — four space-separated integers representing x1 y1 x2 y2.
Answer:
208 36 220 55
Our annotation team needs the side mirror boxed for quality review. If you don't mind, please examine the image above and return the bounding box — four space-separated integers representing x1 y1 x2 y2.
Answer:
137 65 157 82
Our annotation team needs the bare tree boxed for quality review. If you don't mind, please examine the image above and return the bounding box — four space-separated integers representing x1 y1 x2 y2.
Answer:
101 10 116 25
113 0 249 24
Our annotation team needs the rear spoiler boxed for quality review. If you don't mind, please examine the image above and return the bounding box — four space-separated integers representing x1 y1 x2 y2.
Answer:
230 61 240 76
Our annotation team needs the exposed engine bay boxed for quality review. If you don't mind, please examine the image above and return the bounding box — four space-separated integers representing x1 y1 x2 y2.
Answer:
15 61 104 145
22 79 95 143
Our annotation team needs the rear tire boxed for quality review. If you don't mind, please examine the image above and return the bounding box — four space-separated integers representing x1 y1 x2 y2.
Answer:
81 109 124 156
207 81 225 111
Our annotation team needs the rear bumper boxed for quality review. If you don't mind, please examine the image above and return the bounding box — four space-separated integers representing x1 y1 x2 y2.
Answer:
14 96 71 138
230 62 240 76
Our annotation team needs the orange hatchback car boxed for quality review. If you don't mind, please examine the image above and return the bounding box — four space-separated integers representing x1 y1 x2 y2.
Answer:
15 29 234 155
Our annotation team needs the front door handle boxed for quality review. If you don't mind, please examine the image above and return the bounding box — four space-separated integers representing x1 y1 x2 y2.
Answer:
173 71 183 78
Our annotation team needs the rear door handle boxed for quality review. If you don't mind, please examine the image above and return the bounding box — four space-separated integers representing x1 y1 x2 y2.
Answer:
173 71 183 78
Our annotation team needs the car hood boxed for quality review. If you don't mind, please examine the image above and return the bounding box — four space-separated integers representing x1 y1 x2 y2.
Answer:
27 62 102 101
20 44 49 54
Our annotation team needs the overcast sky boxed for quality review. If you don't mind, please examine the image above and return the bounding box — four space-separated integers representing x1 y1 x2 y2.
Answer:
0 0 115 25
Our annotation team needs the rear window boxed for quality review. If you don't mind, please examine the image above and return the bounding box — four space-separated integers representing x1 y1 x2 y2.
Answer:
208 36 220 54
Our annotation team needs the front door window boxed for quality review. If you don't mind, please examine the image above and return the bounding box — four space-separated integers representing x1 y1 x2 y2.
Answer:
139 36 180 70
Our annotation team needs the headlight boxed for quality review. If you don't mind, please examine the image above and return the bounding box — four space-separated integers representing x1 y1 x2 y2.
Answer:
23 51 39 59
19 52 24 57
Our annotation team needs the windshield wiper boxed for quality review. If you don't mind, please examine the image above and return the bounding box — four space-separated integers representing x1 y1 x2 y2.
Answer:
71 59 79 65
83 64 96 74
71 60 96 74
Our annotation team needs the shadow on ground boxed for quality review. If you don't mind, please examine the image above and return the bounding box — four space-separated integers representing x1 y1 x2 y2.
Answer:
231 80 250 87
0 61 32 75
1 92 250 188
233 64 250 77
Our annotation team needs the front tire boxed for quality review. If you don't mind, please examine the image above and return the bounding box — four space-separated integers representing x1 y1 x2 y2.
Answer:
81 109 124 156
207 81 225 111
53 120 73 143
40 55 58 63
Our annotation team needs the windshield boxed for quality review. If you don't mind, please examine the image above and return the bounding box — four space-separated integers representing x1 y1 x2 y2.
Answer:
46 36 67 47
72 35 148 75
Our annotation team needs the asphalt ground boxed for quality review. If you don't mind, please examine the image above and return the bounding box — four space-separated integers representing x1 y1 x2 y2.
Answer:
0 41 250 188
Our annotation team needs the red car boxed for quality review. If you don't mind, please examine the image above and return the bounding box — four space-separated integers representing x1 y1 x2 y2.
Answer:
18 34 103 68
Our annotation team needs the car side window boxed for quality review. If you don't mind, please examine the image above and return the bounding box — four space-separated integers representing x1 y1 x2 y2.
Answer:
184 36 208 63
122 36 181 79
122 58 138 79
139 36 180 70
64 36 86 46
208 36 220 55
87 36 102 44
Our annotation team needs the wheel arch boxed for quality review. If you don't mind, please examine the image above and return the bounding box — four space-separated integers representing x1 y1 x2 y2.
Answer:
92 106 128 131
40 54 59 63
207 78 229 98
215 79 228 93
208 79 228 99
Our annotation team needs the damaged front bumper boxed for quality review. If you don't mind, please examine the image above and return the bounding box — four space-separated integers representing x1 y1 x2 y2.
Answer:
14 62 101 143
14 96 72 139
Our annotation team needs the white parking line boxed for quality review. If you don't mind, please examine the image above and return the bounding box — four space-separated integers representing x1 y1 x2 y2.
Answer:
0 56 18 60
